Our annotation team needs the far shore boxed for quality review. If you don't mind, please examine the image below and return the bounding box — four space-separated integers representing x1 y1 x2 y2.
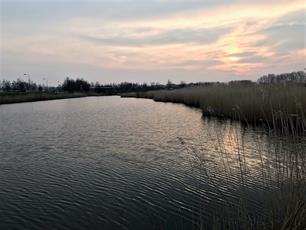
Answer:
0 92 108 105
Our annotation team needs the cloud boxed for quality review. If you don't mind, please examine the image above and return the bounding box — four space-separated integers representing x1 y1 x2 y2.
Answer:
79 26 232 47
1 0 305 84
1 0 236 23
256 14 305 54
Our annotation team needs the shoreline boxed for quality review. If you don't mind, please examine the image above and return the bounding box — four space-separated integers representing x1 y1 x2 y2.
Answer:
0 92 108 105
121 84 306 135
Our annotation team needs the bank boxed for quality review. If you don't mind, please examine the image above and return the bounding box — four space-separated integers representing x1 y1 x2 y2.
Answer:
0 92 107 105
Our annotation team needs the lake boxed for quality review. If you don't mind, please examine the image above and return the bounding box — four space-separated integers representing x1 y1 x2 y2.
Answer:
0 96 304 229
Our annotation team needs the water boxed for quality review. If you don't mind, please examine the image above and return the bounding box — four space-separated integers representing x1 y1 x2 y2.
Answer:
0 96 303 229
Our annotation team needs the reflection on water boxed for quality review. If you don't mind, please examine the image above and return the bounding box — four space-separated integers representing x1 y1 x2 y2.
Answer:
0 96 305 229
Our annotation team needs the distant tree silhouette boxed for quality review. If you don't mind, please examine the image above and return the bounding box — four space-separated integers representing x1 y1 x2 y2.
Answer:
179 81 187 88
62 78 90 92
166 80 173 89
2 71 305 95
1 80 11 91
257 71 306 84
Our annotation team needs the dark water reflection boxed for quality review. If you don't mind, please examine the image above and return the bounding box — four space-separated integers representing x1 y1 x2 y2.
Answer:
0 96 304 229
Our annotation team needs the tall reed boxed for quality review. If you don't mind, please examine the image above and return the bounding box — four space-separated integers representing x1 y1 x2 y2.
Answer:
122 83 306 134
122 84 306 229
184 118 306 230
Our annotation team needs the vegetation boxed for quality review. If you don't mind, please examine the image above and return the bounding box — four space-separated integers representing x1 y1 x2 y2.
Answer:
62 78 91 92
0 91 93 104
0 77 186 104
0 78 184 94
122 74 306 134
120 71 306 228
257 71 306 84
2 72 306 130
92 81 167 94
1 79 43 92
189 121 306 230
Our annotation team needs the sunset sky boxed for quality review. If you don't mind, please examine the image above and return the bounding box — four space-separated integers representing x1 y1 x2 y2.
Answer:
1 0 305 85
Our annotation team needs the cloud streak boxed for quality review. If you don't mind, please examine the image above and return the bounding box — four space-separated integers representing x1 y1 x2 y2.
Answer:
79 26 232 46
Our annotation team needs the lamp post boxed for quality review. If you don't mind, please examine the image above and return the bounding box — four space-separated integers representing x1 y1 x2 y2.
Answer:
23 73 30 91
23 73 30 83
42 78 48 91
57 81 61 92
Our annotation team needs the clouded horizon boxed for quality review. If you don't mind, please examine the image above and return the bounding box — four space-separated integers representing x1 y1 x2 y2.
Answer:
1 0 305 85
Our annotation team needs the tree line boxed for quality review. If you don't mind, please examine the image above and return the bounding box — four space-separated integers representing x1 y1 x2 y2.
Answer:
0 79 44 92
257 71 306 84
1 71 305 93
0 77 184 94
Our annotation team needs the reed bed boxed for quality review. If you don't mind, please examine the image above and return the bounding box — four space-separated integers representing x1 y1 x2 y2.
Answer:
122 83 306 134
220 127 303 229
181 119 306 230
122 83 306 229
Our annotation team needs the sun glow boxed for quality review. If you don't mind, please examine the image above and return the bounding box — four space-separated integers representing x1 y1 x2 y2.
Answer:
228 56 240 62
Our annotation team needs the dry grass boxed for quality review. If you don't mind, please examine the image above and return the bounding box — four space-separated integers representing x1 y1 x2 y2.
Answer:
122 83 306 134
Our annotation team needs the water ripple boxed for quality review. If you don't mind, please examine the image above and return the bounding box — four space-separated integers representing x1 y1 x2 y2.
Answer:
0 97 304 229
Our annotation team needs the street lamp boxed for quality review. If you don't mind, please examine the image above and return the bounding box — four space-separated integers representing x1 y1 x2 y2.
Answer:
42 78 48 91
23 73 31 92
23 73 31 83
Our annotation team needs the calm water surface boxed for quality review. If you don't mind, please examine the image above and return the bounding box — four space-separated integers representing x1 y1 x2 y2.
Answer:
0 96 301 229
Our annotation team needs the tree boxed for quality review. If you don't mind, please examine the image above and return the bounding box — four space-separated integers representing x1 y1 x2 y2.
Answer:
61 78 90 92
166 80 173 89
1 80 11 91
179 81 186 88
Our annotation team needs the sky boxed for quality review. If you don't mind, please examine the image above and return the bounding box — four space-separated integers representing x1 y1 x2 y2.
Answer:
1 0 305 85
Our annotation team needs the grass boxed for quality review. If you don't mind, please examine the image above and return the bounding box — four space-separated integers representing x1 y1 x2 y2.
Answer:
122 83 306 134
0 91 106 104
